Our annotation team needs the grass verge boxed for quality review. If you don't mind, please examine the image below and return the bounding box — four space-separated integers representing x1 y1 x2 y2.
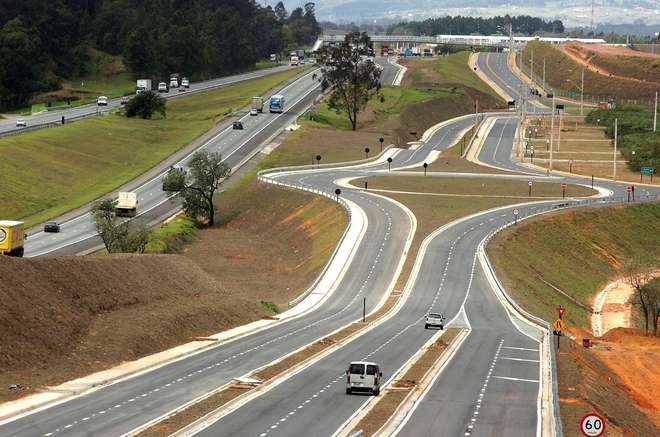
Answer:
0 68 304 226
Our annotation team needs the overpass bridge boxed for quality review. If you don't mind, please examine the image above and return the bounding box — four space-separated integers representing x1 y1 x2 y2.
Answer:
312 34 606 51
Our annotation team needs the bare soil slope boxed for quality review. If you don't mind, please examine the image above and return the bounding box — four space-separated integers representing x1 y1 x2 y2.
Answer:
0 255 265 402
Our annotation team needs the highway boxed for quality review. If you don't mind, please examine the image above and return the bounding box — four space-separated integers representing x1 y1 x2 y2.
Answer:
0 65 296 136
4 50 658 437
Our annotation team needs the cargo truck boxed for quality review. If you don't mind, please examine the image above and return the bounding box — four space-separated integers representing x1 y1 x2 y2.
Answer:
115 192 138 217
252 96 264 113
0 220 26 257
290 55 299 66
136 79 152 94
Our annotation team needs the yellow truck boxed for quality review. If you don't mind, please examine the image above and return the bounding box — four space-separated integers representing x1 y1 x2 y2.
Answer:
0 220 26 257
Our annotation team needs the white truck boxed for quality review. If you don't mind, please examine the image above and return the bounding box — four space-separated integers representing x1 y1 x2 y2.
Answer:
181 77 190 88
115 192 138 217
97 96 108 106
136 79 152 94
290 55 299 66
270 54 277 62
169 74 179 88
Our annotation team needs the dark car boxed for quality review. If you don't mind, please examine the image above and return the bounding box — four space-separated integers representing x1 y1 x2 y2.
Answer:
44 221 60 233
233 121 244 130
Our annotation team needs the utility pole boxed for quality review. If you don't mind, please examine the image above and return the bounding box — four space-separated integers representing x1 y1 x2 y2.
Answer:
549 94 555 175
580 68 585 116
530 49 534 86
542 58 546 91
654 91 658 132
613 118 618 181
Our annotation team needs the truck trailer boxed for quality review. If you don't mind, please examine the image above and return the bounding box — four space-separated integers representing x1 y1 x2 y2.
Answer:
0 220 26 257
252 96 264 113
115 192 138 217
136 79 152 94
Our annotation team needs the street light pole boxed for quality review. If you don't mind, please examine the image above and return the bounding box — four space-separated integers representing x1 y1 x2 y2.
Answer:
613 118 618 181
549 94 555 175
580 68 585 116
654 91 658 132
542 57 546 91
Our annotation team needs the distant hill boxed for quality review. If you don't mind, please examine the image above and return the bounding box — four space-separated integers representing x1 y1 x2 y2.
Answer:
315 1 660 28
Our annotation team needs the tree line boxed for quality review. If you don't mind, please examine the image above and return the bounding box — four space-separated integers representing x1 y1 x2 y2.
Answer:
389 15 564 37
0 0 320 110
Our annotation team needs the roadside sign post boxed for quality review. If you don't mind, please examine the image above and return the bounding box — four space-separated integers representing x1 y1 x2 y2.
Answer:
335 188 341 203
561 182 567 199
423 162 428 176
364 147 370 159
556 305 565 319
387 157 393 172
640 167 655 183
626 186 632 202
580 412 606 437
363 297 366 323
513 208 519 225
315 154 322 168
591 174 594 189
553 318 565 349
364 181 368 191
379 137 384 152
528 181 533 197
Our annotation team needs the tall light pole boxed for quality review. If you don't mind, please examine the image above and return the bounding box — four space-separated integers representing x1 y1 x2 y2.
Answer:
549 94 555 175
613 118 618 181
530 49 534 86
580 68 585 116
654 91 658 132
542 57 546 91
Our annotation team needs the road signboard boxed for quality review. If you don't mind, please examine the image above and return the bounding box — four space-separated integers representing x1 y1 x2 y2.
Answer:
640 166 655 175
561 182 568 189
513 208 519 215
626 186 632 193
528 181 533 186
553 319 565 332
580 412 606 436
556 306 565 318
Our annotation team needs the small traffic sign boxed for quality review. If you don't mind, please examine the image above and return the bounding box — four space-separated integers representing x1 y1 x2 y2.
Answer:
556 306 565 318
640 166 655 175
553 319 565 332
561 182 568 189
513 208 519 215
528 181 533 186
580 412 606 436
626 186 632 193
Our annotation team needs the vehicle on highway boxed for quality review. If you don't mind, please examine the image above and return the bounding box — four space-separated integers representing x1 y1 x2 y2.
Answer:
290 55 299 66
181 77 190 88
249 108 258 116
270 53 277 62
158 82 168 93
115 191 138 218
15 118 26 128
162 166 186 191
43 221 60 233
97 96 108 106
300 59 306 65
269 94 285 113
120 96 129 105
425 312 445 330
136 79 152 94
233 121 244 130
178 86 186 92
169 74 179 88
251 96 264 113
0 220 26 257
346 361 382 395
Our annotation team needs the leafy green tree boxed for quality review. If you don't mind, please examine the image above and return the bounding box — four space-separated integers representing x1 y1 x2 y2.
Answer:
180 151 231 227
318 32 382 131
125 91 166 119
91 199 150 253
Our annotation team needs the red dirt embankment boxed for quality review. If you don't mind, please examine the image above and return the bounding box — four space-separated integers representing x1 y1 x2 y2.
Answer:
0 255 264 402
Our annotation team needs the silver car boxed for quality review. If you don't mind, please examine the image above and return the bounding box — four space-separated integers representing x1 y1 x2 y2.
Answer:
425 312 445 330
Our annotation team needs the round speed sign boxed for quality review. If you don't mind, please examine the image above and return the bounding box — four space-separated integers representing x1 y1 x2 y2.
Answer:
580 412 606 437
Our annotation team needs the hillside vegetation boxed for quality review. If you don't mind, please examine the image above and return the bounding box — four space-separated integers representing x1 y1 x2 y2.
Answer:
0 0 319 110
521 41 658 101
488 203 660 328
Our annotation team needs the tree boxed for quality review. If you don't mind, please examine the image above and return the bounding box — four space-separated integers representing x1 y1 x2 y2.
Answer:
180 151 230 226
318 32 382 131
91 199 150 253
125 91 166 119
624 260 659 335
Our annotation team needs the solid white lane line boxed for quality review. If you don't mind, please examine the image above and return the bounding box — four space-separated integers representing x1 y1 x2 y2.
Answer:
499 357 540 363
502 346 539 352
491 375 539 383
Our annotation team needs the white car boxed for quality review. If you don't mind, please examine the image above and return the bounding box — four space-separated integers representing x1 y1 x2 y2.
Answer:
346 361 382 395
15 118 26 127
181 78 190 88
425 312 445 330
97 96 108 106
158 82 168 93
249 108 258 116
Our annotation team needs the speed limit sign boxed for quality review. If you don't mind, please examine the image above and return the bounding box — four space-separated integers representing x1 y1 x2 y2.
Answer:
580 412 606 436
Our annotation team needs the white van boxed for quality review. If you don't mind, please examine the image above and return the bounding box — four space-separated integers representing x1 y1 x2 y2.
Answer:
346 361 382 395
97 96 108 106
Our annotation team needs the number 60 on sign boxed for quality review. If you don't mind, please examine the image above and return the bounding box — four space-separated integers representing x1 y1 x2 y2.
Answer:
580 412 605 437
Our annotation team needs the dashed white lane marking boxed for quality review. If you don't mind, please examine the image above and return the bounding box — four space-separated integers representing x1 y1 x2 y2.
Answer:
499 357 540 363
464 339 504 436
491 375 540 383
